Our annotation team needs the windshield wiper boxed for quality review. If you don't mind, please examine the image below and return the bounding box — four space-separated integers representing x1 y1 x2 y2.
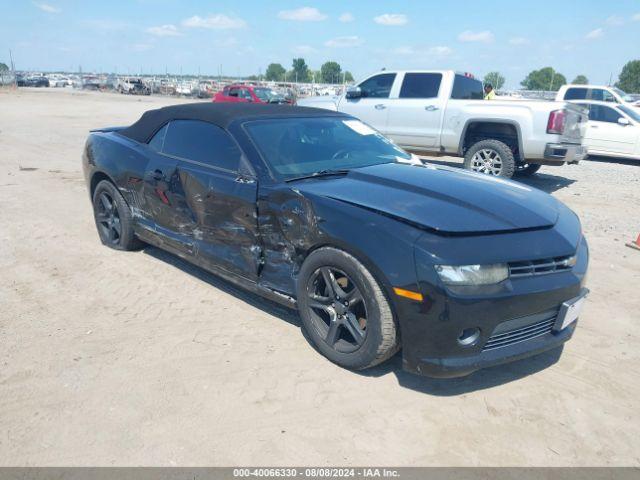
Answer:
284 169 351 183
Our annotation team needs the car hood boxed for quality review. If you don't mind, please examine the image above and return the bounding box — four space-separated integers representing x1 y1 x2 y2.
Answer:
293 163 559 234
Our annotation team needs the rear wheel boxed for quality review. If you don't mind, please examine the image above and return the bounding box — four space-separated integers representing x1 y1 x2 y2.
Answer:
515 163 542 177
464 139 516 178
92 180 143 251
297 247 399 370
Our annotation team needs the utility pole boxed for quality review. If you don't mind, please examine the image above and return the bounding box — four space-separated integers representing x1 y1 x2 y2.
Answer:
9 49 16 87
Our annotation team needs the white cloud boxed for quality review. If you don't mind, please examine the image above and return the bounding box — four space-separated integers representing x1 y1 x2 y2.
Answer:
606 15 624 26
458 30 494 43
393 45 452 57
292 45 317 54
278 7 327 21
338 12 354 23
633 13 640 21
428 46 453 56
81 19 131 32
146 24 181 37
585 28 603 39
214 37 239 48
33 2 60 13
373 14 408 26
130 44 152 52
509 37 530 45
182 14 246 29
324 36 364 47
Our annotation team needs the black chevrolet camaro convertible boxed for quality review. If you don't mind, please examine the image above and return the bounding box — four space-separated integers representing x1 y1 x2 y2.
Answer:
83 103 588 378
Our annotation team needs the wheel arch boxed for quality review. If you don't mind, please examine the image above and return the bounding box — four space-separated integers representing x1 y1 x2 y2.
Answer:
89 170 116 199
458 119 524 161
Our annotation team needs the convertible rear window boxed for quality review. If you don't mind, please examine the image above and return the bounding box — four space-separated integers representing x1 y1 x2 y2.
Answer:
148 124 168 152
245 117 411 179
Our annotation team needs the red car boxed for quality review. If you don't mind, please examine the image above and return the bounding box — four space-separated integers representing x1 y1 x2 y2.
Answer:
213 84 292 104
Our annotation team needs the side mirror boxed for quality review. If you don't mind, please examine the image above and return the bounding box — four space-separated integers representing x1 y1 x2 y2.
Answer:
345 86 362 99
618 117 630 126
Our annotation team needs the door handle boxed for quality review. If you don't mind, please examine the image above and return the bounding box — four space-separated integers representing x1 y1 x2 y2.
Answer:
152 169 164 180
235 175 255 184
424 105 439 111
374 104 387 110
590 125 598 129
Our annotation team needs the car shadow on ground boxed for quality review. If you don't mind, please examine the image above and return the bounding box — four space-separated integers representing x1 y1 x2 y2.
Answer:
515 173 576 194
356 347 563 396
142 246 563 395
423 158 576 194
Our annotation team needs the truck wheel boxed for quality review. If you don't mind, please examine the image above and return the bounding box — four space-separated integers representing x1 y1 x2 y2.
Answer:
464 139 516 178
297 247 399 371
515 163 542 177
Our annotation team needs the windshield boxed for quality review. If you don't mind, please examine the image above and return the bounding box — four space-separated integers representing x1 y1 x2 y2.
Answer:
245 117 411 180
254 87 283 102
612 87 635 103
619 105 640 123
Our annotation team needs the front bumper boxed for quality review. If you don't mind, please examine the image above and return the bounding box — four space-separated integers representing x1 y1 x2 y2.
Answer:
397 222 588 379
404 308 578 378
542 142 587 164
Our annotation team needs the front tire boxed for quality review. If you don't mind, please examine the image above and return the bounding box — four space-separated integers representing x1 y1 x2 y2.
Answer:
297 247 399 370
92 180 143 251
464 139 516 178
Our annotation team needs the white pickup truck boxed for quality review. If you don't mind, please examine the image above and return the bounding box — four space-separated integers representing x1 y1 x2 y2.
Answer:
298 70 587 178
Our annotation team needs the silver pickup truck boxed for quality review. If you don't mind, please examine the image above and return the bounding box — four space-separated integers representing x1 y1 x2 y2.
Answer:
298 70 588 178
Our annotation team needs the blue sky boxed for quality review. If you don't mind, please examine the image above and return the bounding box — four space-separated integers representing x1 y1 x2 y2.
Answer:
1 0 639 88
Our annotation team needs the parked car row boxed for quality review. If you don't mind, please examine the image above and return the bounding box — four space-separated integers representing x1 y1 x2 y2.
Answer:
212 84 293 104
16 75 50 87
116 77 151 95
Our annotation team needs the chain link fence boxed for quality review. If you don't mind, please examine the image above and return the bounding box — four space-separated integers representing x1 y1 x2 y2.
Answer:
0 71 16 88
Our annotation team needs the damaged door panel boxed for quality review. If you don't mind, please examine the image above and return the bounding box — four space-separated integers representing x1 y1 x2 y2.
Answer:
140 150 195 254
256 186 320 295
178 159 260 280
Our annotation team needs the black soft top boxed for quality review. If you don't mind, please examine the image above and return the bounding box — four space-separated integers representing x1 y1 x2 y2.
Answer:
118 102 347 143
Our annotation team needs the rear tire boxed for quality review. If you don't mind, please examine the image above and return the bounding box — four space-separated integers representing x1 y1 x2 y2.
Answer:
515 163 542 177
464 139 516 178
297 247 399 370
92 180 143 251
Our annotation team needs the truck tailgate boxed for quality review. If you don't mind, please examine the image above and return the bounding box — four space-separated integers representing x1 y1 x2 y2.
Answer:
561 104 587 144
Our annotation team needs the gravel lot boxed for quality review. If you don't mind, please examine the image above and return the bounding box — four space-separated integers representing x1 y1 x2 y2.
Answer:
1 88 639 466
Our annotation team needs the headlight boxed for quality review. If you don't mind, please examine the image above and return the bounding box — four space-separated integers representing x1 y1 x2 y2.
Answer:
435 263 509 286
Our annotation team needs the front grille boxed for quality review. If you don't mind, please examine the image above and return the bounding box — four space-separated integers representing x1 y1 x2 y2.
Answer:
482 310 557 352
509 255 574 278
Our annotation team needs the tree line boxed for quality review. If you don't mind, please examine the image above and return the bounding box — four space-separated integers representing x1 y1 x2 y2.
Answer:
484 60 640 93
248 58 354 84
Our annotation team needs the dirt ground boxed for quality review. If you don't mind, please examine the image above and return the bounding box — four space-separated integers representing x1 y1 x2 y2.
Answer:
1 88 639 466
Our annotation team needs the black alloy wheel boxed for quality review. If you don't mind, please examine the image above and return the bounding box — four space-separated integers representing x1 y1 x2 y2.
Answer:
306 266 368 353
297 247 399 370
95 190 122 246
92 179 143 251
